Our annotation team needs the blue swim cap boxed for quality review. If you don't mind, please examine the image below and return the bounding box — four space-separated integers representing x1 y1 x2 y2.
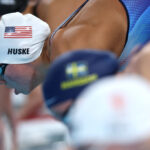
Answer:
43 49 119 108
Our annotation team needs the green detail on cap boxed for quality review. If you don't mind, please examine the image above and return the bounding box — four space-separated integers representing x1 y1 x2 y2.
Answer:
61 74 98 90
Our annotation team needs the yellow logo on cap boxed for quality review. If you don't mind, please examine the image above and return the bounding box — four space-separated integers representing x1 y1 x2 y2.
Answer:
61 74 98 90
60 61 98 90
66 62 88 79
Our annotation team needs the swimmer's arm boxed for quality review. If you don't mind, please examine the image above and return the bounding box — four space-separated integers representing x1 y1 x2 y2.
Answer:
51 0 128 57
36 0 86 32
62 20 127 56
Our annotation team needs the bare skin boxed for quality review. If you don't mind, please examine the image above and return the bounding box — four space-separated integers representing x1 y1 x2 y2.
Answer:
0 0 128 93
4 0 128 130
0 85 17 150
37 0 86 32
34 0 128 117
17 85 44 120
125 42 150 81
36 0 128 60
48 0 128 61
0 2 49 150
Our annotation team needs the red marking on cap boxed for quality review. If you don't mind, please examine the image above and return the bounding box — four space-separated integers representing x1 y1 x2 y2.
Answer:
111 94 125 111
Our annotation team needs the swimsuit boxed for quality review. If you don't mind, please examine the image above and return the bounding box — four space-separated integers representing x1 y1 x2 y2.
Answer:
119 0 150 69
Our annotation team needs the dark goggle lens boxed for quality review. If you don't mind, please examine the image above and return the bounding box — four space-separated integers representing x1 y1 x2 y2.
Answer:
0 64 8 77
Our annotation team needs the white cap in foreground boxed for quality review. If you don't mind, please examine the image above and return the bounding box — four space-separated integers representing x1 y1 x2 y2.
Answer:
0 12 51 64
66 75 150 146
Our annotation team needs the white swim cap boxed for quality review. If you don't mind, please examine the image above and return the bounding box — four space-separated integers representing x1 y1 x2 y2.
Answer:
66 75 150 146
0 12 51 64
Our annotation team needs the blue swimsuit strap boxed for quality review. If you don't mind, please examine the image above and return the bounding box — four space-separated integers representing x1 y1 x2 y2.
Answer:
49 0 89 45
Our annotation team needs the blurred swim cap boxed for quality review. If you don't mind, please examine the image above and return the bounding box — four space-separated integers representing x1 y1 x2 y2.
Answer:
0 0 28 15
43 50 119 108
66 75 150 146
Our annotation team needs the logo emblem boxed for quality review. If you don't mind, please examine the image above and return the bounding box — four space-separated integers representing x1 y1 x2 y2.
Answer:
111 94 125 111
65 62 88 79
4 26 32 38
7 48 30 55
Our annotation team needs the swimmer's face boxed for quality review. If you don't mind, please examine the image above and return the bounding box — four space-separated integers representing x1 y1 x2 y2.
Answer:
0 64 37 94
